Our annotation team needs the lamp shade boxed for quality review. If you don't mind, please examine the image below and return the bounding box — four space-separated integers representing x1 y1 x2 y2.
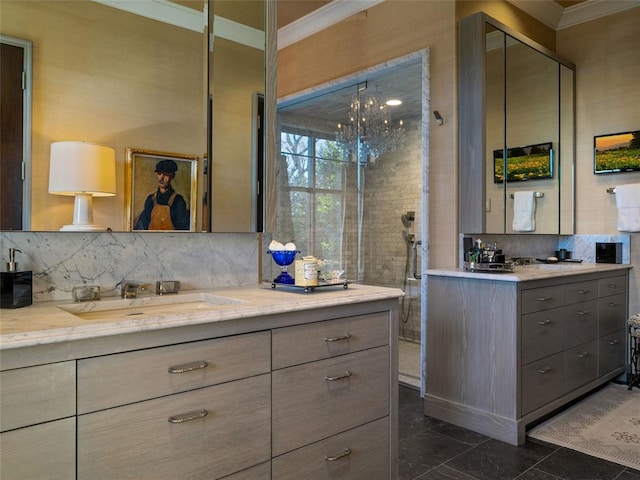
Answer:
49 141 116 196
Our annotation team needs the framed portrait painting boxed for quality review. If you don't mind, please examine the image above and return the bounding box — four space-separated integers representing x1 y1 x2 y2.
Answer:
125 148 198 231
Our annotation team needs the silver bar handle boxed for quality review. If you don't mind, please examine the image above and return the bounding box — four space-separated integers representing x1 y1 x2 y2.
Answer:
608 302 618 307
325 371 352 381
577 310 589 315
168 360 209 374
577 352 589 358
537 319 552 326
537 367 552 374
537 296 552 302
325 333 352 342
577 289 589 294
168 409 208 424
325 448 352 462
609 339 620 345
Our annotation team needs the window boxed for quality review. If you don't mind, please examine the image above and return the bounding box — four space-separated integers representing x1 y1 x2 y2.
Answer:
279 129 346 272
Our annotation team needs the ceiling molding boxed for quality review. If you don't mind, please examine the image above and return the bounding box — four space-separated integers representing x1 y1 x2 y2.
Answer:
92 0 204 32
507 0 640 30
277 0 384 49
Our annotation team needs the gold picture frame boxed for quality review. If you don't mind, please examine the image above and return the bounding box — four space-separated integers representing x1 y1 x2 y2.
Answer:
125 148 198 231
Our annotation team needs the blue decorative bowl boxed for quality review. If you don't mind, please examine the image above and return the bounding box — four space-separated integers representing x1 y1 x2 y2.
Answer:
267 250 299 284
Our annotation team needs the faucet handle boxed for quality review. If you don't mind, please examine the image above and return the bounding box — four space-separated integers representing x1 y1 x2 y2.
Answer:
156 280 181 295
120 281 152 298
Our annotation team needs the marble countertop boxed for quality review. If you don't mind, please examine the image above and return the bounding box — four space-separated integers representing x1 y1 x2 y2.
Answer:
0 283 403 350
427 262 632 282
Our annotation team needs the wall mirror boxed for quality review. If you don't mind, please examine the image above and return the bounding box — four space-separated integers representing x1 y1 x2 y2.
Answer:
0 0 270 233
459 12 575 235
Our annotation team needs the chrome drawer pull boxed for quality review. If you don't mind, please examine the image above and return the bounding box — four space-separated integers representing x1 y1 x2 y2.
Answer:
577 310 589 315
325 371 352 381
325 448 352 462
607 284 618 289
609 340 620 345
537 296 552 302
577 289 589 295
325 333 352 342
537 319 552 326
577 352 589 358
537 367 552 374
168 360 209 374
168 409 208 424
608 302 618 308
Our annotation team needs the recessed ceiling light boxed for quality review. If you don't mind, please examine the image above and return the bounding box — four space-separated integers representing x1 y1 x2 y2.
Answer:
386 99 402 106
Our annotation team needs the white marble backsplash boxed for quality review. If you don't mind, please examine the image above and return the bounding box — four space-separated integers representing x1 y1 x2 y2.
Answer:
0 232 260 303
459 233 631 265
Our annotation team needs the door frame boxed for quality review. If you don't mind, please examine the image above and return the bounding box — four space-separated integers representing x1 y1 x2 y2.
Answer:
1 35 32 230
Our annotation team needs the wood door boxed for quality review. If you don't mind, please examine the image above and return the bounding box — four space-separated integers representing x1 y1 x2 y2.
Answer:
0 42 25 230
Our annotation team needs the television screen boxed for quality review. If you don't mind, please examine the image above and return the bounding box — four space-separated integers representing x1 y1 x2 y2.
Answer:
594 130 640 174
493 142 553 183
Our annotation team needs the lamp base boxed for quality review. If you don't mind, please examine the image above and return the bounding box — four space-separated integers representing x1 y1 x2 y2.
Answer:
59 224 109 232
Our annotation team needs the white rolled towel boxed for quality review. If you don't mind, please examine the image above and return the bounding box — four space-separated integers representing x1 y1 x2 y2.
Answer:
512 191 536 232
615 184 640 232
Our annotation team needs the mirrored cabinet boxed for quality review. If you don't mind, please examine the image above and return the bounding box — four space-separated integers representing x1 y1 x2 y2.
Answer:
458 12 575 235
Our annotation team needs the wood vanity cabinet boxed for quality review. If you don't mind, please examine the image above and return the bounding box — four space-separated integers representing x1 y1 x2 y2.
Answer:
0 362 76 479
271 312 391 479
426 269 629 446
0 293 399 479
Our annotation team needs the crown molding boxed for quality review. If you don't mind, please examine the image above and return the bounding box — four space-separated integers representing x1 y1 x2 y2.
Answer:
507 0 640 30
93 0 204 32
277 0 384 49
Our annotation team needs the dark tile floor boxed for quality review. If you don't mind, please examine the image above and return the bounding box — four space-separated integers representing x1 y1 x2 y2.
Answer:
398 385 640 480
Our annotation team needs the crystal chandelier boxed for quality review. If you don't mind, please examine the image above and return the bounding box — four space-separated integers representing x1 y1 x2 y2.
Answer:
335 96 406 161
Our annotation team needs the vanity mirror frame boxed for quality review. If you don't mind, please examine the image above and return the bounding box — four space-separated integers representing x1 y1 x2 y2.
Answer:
458 12 575 235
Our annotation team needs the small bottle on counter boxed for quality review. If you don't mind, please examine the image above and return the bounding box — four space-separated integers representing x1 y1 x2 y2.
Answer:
295 256 319 287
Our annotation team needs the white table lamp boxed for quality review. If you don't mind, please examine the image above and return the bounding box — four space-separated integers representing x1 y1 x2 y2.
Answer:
48 141 116 231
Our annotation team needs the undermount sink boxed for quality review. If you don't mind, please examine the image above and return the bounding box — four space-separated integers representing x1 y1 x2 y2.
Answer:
58 292 246 321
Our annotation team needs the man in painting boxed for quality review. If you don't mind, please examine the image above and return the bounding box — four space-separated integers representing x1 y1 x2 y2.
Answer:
134 159 190 230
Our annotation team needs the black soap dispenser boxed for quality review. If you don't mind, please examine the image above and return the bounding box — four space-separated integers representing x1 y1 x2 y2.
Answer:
1 248 33 308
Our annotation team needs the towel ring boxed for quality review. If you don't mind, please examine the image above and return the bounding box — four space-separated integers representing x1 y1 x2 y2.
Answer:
509 192 544 199
607 187 616 194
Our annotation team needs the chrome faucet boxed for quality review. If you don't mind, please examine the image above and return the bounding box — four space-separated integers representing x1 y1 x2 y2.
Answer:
120 281 152 299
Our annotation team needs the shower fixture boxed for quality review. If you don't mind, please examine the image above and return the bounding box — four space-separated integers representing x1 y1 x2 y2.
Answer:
401 211 415 228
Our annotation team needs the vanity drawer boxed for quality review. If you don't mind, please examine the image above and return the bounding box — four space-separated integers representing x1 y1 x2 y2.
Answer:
0 417 76 480
599 329 626 376
78 374 271 480
272 346 389 456
564 340 597 393
272 417 389 480
562 300 598 349
521 309 564 365
0 361 76 432
563 280 597 305
521 352 564 415
78 331 270 413
598 293 627 337
272 312 389 369
521 286 564 314
598 275 627 297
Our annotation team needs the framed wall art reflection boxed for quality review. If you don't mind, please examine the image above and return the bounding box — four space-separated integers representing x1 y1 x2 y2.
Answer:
125 148 198 231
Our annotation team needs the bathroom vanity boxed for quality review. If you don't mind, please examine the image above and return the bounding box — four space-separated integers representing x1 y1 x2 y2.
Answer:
0 284 402 479
426 263 631 446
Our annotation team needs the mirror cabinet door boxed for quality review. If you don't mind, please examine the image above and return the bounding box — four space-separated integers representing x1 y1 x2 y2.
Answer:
484 25 506 234
504 36 559 235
